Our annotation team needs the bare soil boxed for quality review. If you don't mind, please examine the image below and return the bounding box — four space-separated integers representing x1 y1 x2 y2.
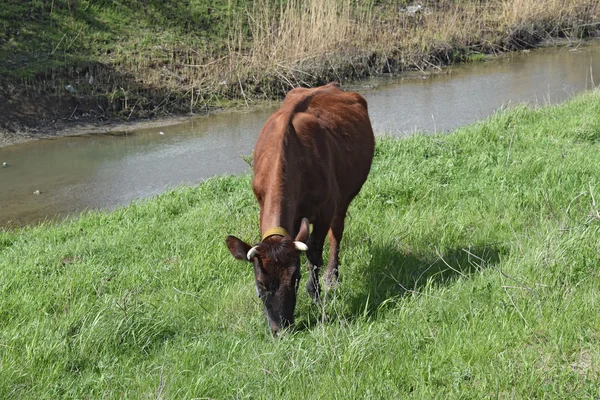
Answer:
0 91 201 147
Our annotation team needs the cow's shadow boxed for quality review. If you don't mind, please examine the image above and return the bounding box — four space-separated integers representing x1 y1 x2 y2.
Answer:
294 242 503 331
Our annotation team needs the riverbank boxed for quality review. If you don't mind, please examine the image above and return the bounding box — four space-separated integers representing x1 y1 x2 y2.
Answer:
1 90 599 397
1 0 599 145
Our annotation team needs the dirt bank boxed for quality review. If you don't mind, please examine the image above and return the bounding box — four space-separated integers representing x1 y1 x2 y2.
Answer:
0 113 198 148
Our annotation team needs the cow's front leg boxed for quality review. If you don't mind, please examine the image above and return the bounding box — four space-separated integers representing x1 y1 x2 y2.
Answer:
324 211 346 290
306 244 322 302
305 219 329 302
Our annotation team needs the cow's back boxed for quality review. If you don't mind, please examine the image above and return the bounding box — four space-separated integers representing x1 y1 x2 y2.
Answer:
291 84 374 200
253 83 374 225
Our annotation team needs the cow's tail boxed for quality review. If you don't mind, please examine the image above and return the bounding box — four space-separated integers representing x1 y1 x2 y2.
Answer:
286 83 340 128
291 93 314 115
287 90 321 126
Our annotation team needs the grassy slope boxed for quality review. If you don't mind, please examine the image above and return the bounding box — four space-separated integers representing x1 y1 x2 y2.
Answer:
0 0 239 78
1 91 600 398
1 0 598 130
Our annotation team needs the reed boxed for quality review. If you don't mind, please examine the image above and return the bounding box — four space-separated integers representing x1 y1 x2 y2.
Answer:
207 0 598 98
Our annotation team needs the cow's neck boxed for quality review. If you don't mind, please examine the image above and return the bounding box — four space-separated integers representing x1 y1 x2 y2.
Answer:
260 209 293 239
259 179 297 239
258 131 301 239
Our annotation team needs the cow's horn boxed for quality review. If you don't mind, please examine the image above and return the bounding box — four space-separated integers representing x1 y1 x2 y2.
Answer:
247 246 259 260
294 241 308 251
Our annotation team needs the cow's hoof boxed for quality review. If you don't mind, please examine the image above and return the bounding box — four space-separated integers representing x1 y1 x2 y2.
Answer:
324 270 339 290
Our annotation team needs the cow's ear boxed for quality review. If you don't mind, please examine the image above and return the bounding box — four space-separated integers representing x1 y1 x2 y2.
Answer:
295 218 310 243
226 236 252 261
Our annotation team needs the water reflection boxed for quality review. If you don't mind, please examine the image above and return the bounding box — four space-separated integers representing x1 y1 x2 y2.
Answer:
364 44 598 135
0 108 275 225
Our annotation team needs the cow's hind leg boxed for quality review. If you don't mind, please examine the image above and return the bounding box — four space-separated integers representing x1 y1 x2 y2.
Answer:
305 218 330 302
325 208 348 289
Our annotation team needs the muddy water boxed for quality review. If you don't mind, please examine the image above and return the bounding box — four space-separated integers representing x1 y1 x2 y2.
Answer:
1 41 599 226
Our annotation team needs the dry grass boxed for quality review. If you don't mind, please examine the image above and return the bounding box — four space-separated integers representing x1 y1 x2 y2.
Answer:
149 0 599 105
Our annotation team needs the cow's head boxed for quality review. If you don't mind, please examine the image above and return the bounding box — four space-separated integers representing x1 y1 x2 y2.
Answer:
226 218 310 335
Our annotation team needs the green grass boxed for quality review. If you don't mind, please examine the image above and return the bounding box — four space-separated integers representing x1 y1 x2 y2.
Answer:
1 90 600 398
0 0 244 79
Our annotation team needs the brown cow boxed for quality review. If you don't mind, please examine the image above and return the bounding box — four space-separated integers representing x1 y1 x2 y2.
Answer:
226 83 375 334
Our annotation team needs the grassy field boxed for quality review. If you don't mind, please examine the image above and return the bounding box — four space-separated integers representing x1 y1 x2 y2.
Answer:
1 90 600 398
1 0 598 132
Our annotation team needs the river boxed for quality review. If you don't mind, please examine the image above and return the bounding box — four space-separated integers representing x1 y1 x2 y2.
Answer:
1 40 599 227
